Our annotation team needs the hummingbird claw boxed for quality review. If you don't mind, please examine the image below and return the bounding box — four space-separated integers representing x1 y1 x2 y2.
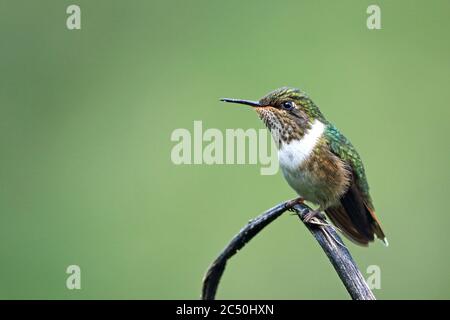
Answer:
285 197 304 212
302 210 326 223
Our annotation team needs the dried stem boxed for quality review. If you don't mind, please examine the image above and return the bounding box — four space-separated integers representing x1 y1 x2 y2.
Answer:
201 199 375 300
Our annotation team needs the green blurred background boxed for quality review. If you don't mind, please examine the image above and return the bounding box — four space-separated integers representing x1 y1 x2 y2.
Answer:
1 0 449 299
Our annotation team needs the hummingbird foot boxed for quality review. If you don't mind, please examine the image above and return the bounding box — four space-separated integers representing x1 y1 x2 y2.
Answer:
286 197 305 213
302 211 346 248
302 209 326 223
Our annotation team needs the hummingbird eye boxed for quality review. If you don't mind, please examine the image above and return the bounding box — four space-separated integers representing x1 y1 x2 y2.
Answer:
281 101 295 111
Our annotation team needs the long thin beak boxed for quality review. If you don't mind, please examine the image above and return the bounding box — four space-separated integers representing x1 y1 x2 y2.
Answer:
220 98 261 107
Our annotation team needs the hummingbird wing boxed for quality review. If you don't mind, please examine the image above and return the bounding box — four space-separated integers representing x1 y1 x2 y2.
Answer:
324 125 386 246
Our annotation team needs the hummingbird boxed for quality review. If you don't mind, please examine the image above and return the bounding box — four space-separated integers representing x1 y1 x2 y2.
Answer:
221 87 387 246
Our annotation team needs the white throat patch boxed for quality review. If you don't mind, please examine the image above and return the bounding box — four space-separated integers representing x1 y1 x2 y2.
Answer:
278 119 326 171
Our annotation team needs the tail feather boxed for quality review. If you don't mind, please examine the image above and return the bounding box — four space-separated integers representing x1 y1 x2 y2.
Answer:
325 205 370 246
364 203 388 246
325 181 387 246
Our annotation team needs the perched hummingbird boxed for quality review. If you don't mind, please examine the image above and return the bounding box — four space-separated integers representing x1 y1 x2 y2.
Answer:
221 87 387 246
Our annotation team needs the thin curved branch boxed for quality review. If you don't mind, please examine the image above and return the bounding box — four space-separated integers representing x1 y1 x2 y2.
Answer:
201 200 375 300
201 199 295 300
292 203 375 300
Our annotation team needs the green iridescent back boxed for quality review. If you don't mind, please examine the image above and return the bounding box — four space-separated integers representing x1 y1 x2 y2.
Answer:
325 124 373 208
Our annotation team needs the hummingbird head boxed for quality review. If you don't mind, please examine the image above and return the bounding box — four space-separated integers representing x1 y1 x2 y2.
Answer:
221 87 326 146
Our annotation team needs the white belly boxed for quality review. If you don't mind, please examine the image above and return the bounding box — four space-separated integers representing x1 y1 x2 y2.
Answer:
278 119 326 199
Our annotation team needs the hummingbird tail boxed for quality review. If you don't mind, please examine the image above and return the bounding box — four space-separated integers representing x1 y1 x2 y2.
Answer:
325 206 371 246
325 182 387 246
364 204 388 246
